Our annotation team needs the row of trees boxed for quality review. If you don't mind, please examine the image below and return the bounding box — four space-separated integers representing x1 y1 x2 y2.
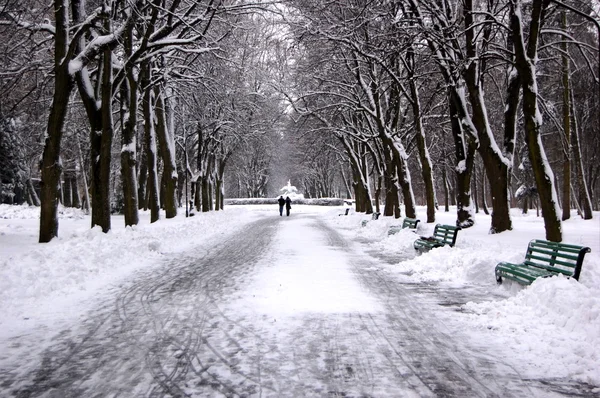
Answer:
283 0 598 241
1 0 294 242
0 0 597 243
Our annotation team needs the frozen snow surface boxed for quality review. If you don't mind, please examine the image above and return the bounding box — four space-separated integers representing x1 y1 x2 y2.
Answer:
1 203 599 390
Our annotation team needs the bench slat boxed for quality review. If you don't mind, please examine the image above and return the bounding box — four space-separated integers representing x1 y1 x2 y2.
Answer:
526 254 578 269
496 262 554 282
529 240 588 252
527 247 581 262
523 261 575 276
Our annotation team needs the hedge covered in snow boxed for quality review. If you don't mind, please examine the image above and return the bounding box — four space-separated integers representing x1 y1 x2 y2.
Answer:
224 198 346 206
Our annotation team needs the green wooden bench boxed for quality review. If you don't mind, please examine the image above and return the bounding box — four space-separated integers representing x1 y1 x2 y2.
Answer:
414 224 460 252
402 217 420 229
361 212 381 227
495 240 591 285
388 217 421 236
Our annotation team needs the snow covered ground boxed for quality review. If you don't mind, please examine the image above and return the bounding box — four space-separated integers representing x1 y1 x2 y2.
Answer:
1 203 599 392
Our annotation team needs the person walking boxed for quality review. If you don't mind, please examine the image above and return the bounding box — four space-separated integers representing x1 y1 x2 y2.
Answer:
285 196 292 216
278 196 285 216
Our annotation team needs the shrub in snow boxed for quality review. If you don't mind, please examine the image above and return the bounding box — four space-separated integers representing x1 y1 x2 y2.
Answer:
225 198 344 206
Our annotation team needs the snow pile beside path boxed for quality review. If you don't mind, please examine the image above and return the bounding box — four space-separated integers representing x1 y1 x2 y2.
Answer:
463 277 600 385
0 206 258 320
0 204 86 220
324 206 600 386
394 245 503 284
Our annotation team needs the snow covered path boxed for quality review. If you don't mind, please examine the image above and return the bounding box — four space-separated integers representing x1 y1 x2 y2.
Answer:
0 213 596 397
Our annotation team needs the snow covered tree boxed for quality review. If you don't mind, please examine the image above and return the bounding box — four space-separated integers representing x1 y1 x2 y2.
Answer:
510 0 563 241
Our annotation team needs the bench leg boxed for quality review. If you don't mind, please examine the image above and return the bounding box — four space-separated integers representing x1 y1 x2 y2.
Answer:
495 269 503 284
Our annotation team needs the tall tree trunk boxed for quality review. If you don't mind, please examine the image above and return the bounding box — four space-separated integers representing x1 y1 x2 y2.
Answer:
137 146 148 210
194 178 201 211
63 173 73 207
473 165 479 213
154 88 178 218
208 177 214 211
71 177 81 208
39 0 73 243
120 22 139 227
96 34 114 233
76 135 90 213
561 11 571 221
570 88 593 219
27 178 41 207
481 165 489 215
449 90 476 228
442 146 450 212
71 1 106 231
408 60 436 222
383 150 399 218
341 137 373 214
511 0 562 241
340 168 353 199
394 143 416 219
201 175 210 212
142 61 160 223
463 0 513 233
374 175 382 213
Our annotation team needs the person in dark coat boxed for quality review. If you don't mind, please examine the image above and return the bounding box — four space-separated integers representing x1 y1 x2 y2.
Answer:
285 196 292 216
278 196 285 216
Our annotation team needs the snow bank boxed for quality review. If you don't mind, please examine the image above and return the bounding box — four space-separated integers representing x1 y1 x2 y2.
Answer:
325 206 600 385
463 277 600 384
1 203 599 386
0 204 259 322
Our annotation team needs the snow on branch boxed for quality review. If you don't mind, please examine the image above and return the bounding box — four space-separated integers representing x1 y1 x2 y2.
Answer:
68 22 127 75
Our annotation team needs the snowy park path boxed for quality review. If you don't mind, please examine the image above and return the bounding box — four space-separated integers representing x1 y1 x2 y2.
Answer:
0 212 595 397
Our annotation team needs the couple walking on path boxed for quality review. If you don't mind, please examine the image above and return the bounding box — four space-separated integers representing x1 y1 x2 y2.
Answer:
278 196 292 216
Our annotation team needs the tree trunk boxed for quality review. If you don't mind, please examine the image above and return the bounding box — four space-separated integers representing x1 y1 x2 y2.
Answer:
570 88 593 219
374 174 382 213
394 144 416 219
473 165 479 213
201 176 210 212
443 161 450 212
340 137 373 214
464 0 514 233
39 0 73 243
142 61 160 223
63 174 73 207
408 49 436 223
120 21 139 227
383 151 399 218
76 136 90 213
481 165 489 215
95 40 114 233
511 0 562 241
138 148 148 210
561 11 571 221
194 178 201 211
71 177 81 208
154 88 178 218
449 90 476 228
27 178 41 207
208 178 214 211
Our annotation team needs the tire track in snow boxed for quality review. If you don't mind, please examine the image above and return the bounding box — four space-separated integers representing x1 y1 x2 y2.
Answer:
4 217 278 397
3 213 593 397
